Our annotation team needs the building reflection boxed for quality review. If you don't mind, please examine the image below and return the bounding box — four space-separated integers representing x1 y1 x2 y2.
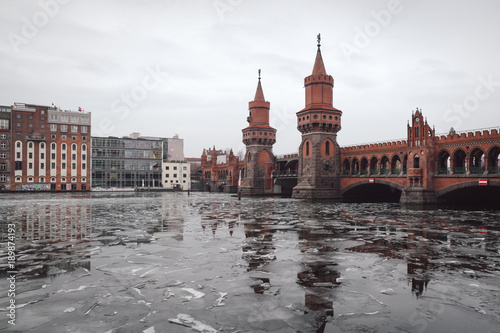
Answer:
199 199 240 237
340 207 500 298
3 193 91 280
150 193 187 240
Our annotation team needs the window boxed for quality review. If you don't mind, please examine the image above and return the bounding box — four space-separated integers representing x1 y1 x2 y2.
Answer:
50 124 57 132
82 144 86 152
183 174 187 178
166 166 169 170
51 162 56 169
82 154 86 161
41 163 44 169
40 177 45 182
62 135 66 140
0 142 6 149
16 114 21 119
28 115 33 120
62 143 66 150
0 175 5 182
166 174 170 178
28 142 33 149
61 115 69 122
62 163 66 169
51 143 56 150
72 144 77 150
28 123 33 128
61 125 68 132
29 152 33 159
71 116 79 123
0 163 6 170
173 166 177 170
81 126 87 133
51 134 56 139
174 174 177 178
82 163 86 170
51 153 55 159
82 136 86 141
72 136 76 141
0 119 9 129
183 166 187 170
16 142 21 148
62 153 66 160
40 143 45 149
72 154 76 160
29 162 33 169
16 152 20 159
72 163 76 170
41 153 45 159
0 153 6 159
16 123 20 127
41 116 45 121
81 117 89 124
71 126 78 133
0 133 6 139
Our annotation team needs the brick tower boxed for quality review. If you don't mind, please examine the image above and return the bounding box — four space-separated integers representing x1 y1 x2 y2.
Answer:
292 35 342 200
240 70 277 196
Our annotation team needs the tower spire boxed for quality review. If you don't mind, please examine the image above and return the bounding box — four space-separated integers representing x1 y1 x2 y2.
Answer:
254 69 265 102
312 33 326 75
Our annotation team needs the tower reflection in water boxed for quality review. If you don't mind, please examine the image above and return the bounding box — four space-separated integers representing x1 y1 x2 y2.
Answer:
3 193 91 280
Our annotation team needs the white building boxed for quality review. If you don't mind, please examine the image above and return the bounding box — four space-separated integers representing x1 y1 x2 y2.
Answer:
162 161 191 190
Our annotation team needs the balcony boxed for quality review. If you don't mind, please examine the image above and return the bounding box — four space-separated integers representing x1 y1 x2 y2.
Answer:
469 166 485 174
453 167 466 174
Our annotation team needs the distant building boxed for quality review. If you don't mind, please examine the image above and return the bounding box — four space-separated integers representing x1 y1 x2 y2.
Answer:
162 161 191 190
91 133 186 189
10 102 91 191
186 157 202 190
0 105 11 191
200 147 243 192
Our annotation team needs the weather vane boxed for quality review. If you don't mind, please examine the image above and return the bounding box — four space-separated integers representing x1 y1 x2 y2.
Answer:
258 69 261 80
317 33 321 46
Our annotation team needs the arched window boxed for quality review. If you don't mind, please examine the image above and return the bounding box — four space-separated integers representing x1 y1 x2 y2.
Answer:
306 141 310 156
325 140 330 156
51 143 56 150
414 154 420 168
62 143 67 150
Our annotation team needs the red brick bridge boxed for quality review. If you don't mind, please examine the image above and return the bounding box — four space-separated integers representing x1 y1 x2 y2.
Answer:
275 109 500 204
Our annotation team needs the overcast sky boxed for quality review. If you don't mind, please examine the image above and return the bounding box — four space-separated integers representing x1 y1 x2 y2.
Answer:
2 0 500 157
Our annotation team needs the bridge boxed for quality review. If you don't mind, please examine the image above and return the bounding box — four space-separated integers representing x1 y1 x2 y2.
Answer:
274 110 500 204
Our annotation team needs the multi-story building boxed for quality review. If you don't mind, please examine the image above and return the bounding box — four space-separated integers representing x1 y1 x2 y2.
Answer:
91 134 162 188
91 133 185 189
162 161 191 190
0 105 11 191
200 147 243 192
10 103 91 191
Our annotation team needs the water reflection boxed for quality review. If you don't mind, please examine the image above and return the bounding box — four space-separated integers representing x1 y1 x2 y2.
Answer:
0 194 91 280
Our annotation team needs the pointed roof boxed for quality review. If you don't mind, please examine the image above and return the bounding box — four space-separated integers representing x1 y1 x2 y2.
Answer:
253 69 265 102
312 45 327 75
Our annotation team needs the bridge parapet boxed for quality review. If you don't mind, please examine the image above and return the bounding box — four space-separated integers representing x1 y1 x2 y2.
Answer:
435 126 500 144
341 139 408 153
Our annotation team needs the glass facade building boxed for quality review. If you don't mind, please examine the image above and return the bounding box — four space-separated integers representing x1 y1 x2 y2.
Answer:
91 136 166 188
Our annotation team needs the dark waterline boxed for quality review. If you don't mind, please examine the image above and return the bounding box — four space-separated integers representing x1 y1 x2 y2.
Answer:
0 192 499 332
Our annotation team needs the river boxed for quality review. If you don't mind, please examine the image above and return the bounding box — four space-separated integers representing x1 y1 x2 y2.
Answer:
0 192 499 332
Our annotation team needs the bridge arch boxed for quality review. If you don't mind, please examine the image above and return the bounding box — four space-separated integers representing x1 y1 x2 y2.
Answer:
437 149 451 174
469 147 485 174
451 148 467 174
360 157 368 175
342 179 405 202
486 145 500 173
391 154 402 174
380 155 390 174
343 158 350 175
436 180 500 204
369 156 378 174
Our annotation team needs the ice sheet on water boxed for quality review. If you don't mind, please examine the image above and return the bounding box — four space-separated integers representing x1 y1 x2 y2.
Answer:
168 314 218 332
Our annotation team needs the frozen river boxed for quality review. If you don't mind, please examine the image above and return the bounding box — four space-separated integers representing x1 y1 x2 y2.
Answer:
0 192 499 332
